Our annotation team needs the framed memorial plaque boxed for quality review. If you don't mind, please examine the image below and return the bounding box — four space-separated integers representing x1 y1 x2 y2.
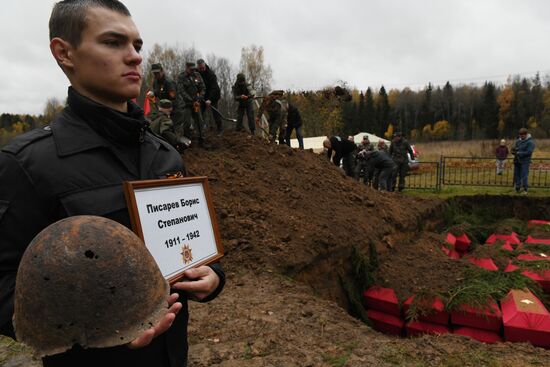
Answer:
123 177 223 284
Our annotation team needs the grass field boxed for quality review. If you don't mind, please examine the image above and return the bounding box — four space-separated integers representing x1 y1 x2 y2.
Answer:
414 139 550 161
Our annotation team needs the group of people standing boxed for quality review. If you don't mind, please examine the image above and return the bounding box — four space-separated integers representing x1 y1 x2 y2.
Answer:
147 59 220 149
323 132 415 192
147 63 305 150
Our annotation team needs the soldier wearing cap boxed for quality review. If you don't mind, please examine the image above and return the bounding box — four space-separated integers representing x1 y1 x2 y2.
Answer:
147 99 181 150
389 131 414 192
355 135 375 184
232 73 255 134
175 61 206 146
196 59 222 134
151 63 177 106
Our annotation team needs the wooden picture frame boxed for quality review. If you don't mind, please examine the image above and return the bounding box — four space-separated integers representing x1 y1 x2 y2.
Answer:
123 177 223 285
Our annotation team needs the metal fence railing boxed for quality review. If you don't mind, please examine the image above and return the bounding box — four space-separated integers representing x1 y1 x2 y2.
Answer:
404 157 550 190
406 161 441 190
441 157 550 188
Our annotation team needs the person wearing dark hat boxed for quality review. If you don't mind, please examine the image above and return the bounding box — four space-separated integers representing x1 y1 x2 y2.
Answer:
512 127 535 194
175 61 207 146
389 131 414 192
196 59 222 134
232 73 255 134
151 63 177 106
0 1 224 366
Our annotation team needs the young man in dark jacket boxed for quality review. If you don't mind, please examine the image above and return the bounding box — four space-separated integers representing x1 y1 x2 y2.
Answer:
0 1 224 366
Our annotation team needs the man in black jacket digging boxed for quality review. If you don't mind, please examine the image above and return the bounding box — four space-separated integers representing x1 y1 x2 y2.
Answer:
197 59 222 134
323 136 357 177
0 1 224 366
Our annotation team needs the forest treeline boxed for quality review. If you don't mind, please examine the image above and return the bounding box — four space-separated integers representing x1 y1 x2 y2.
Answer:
298 74 550 141
2 43 549 146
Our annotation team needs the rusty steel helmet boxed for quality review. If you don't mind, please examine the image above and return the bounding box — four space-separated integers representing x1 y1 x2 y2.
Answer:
14 215 169 357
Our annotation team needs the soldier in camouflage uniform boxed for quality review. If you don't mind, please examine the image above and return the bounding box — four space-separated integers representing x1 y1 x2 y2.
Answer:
232 73 255 134
355 135 375 184
389 131 414 192
256 90 287 144
151 63 177 106
175 61 206 145
147 99 182 151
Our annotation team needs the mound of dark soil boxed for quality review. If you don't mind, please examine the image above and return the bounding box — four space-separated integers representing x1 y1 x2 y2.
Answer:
182 132 550 365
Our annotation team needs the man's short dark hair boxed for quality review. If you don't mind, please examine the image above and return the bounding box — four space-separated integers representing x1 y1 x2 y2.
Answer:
49 0 131 47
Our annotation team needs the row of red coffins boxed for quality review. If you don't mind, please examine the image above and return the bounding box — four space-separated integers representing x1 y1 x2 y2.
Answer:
442 231 550 292
363 286 550 348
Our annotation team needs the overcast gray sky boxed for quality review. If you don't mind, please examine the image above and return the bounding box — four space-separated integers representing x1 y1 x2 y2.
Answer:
1 0 549 115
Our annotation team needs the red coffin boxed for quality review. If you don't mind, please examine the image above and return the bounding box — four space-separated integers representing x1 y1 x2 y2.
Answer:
501 241 515 251
501 289 550 348
440 246 461 259
366 309 404 336
446 233 456 246
486 232 521 245
468 257 499 271
528 220 550 227
363 286 400 316
504 261 519 272
522 270 550 293
453 327 503 343
525 236 550 245
406 320 450 337
517 253 549 261
451 301 502 332
454 234 472 252
403 296 449 325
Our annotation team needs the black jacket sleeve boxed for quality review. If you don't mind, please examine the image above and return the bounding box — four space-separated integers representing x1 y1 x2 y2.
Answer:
0 153 54 337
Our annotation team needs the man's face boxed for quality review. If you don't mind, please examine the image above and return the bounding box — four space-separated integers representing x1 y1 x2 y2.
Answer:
153 70 163 80
60 7 143 109
519 132 527 140
197 63 206 72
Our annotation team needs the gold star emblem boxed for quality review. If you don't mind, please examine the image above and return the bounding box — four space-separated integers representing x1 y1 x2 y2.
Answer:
520 299 534 305
181 244 193 265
